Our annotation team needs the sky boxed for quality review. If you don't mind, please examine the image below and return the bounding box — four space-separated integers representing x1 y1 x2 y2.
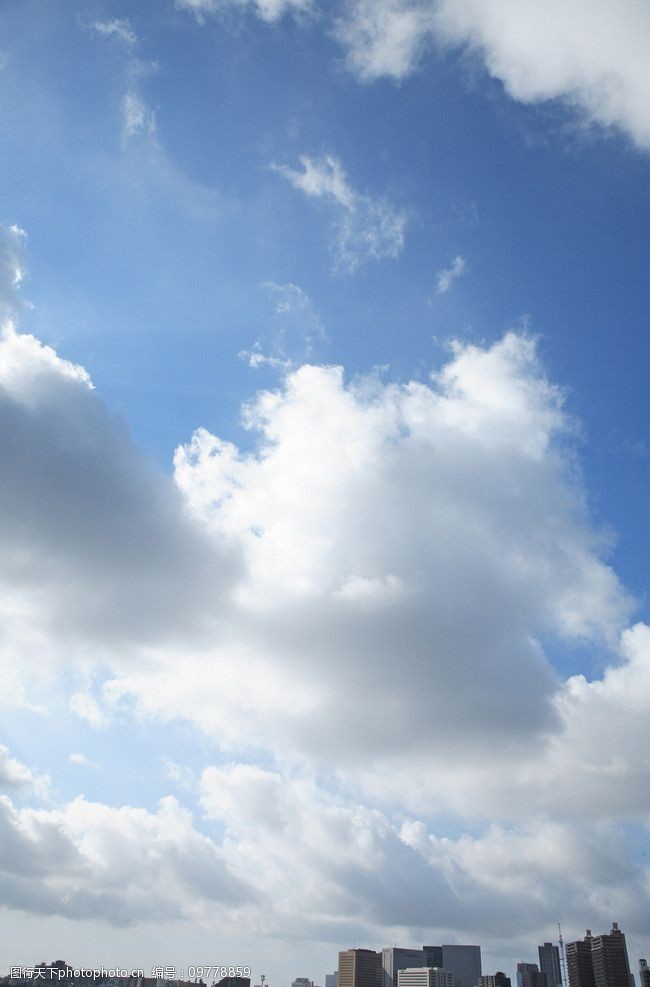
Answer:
1 0 650 982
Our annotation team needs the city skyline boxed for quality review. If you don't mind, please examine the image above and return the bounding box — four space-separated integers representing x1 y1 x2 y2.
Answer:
6 925 646 987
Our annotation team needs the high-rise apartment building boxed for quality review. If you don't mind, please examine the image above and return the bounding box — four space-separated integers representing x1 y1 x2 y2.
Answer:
567 925 635 987
517 963 546 987
591 924 635 987
382 949 428 987
423 946 481 987
398 969 455 987
539 944 562 987
339 950 382 987
567 932 596 987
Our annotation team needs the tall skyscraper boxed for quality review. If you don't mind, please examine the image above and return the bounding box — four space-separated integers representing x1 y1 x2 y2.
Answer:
517 963 546 987
398 969 455 987
423 947 481 987
339 951 382 987
638 962 650 987
382 950 428 987
539 944 563 987
590 924 635 987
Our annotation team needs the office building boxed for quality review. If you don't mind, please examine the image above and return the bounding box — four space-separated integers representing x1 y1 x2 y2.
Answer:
591 924 635 987
638 963 650 987
293 980 312 987
339 950 382 987
479 974 511 987
517 964 546 987
539 944 562 987
398 969 455 987
383 950 427 987
326 975 339 987
423 947 481 987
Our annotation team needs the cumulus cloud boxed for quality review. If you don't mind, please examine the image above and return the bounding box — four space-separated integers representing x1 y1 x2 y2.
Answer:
1 232 650 946
335 0 650 150
198 764 650 943
0 791 253 925
436 254 466 294
0 319 238 709
175 0 312 24
0 744 40 790
103 334 632 799
273 154 408 272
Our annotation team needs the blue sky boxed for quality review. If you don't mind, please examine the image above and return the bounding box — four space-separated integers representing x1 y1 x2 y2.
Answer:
1 0 650 983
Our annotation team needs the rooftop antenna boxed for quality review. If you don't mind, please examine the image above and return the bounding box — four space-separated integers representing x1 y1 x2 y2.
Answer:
558 923 567 987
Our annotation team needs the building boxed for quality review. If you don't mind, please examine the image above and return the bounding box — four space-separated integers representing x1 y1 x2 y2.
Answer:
639 963 650 987
398 969 456 987
590 924 635 987
423 947 481 987
382 950 428 987
293 980 312 987
326 975 339 987
567 933 596 987
517 964 546 987
339 950 382 987
479 973 511 987
539 944 562 987
215 978 250 987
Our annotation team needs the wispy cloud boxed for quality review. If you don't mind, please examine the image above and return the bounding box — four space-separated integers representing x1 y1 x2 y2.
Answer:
175 0 312 25
272 154 407 272
68 752 99 769
122 91 156 138
91 18 157 141
92 18 137 48
436 254 466 294
69 692 108 729
240 282 326 369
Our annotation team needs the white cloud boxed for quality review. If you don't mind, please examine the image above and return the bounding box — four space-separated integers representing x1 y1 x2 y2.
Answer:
0 319 238 712
122 91 157 138
335 0 650 150
92 19 137 48
2 230 650 942
334 0 437 83
436 254 466 294
68 752 99 769
69 693 109 729
0 791 253 925
175 0 312 24
273 154 408 271
0 224 28 321
241 282 327 369
0 744 38 790
105 333 631 791
198 764 650 943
